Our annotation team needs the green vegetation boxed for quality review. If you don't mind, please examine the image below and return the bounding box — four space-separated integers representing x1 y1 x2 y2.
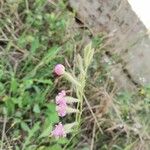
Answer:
0 1 74 149
0 0 149 150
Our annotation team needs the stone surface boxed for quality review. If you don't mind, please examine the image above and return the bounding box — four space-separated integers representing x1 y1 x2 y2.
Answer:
69 0 150 88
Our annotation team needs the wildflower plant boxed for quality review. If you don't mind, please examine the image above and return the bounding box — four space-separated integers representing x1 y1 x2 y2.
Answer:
52 43 94 139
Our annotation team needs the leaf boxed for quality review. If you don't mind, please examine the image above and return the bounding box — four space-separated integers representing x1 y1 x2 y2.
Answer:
57 138 69 144
34 79 53 85
49 111 59 124
64 122 78 133
34 87 50 104
5 97 15 115
92 35 103 48
37 145 62 150
30 37 39 53
46 103 56 112
33 104 40 113
0 69 4 79
10 77 18 93
22 122 40 150
49 145 62 150
42 46 61 64
0 82 5 94
21 122 30 132
39 124 52 138
22 79 33 89
15 146 20 150
46 103 59 124
36 146 45 150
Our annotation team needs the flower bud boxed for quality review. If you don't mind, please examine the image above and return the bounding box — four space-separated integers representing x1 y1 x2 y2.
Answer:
54 64 65 76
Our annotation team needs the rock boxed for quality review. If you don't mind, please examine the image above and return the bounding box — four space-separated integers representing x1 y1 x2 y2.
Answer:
69 0 150 88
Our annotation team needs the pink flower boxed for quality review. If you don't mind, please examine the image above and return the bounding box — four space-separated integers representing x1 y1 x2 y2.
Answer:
55 90 67 117
57 104 67 117
56 90 66 105
58 90 66 97
54 64 65 76
52 122 66 138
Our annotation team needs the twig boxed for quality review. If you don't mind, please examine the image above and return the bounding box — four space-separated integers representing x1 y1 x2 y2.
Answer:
1 115 7 150
83 95 103 134
90 122 96 150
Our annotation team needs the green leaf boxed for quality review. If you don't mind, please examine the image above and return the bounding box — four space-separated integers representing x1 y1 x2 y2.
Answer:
34 79 53 85
57 138 69 144
46 103 56 112
15 146 20 150
22 122 40 150
0 69 4 79
0 82 5 94
49 145 62 150
31 37 39 53
22 79 33 89
39 124 52 138
21 122 30 132
49 111 59 124
33 104 40 113
37 145 62 150
10 77 18 93
5 98 15 115
42 46 61 64
36 146 45 150
46 103 59 124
